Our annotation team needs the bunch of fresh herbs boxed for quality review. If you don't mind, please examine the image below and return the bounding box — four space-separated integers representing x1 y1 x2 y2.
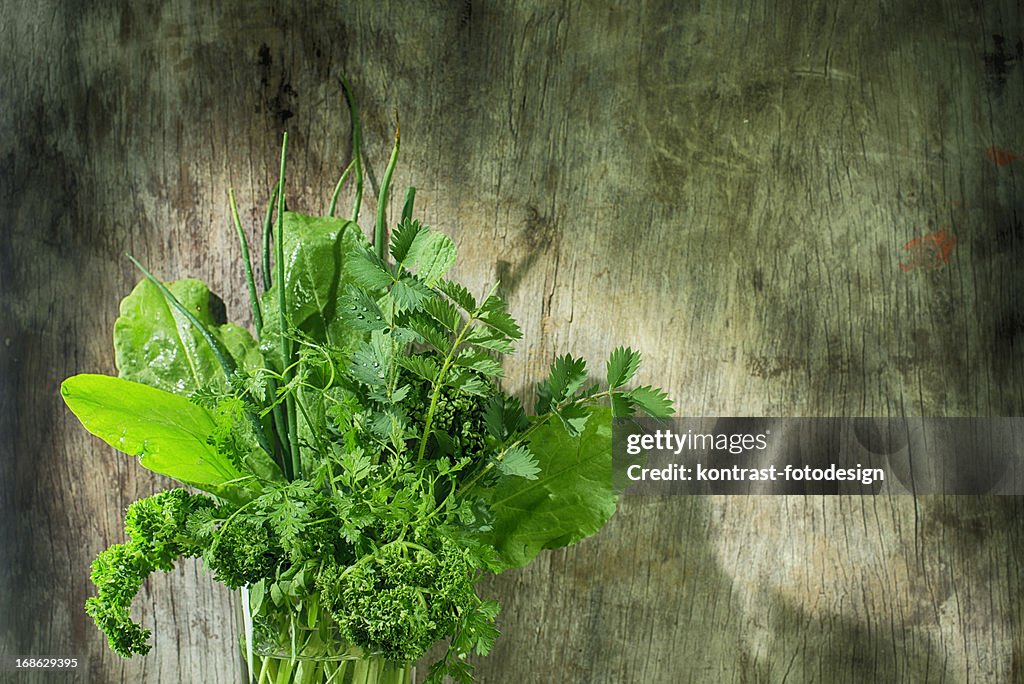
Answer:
61 99 672 683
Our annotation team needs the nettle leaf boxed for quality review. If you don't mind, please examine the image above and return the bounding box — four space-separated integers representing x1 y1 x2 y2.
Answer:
390 274 433 313
344 247 393 291
60 374 253 503
477 295 522 340
400 354 439 383
454 349 504 378
627 386 674 417
114 278 260 395
350 341 388 387
338 284 387 332
407 315 451 353
548 354 587 402
463 327 516 354
483 395 529 440
389 219 424 263
606 346 642 389
610 391 636 418
556 403 590 437
446 369 491 396
479 406 616 570
535 380 553 415
402 225 456 285
421 296 462 334
437 279 476 312
495 445 540 480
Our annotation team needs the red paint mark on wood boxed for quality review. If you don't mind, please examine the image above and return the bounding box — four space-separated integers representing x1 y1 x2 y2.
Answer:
899 229 957 272
986 146 1019 166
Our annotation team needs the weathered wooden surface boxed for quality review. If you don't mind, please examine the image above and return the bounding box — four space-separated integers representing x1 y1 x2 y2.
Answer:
2 1 1023 682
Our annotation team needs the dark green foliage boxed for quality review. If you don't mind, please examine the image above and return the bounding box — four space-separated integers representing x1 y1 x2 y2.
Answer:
207 518 279 590
85 490 216 657
65 138 674 680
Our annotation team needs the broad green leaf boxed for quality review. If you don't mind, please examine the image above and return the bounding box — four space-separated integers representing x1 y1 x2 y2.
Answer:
260 212 369 364
60 375 255 502
114 278 261 395
478 406 616 570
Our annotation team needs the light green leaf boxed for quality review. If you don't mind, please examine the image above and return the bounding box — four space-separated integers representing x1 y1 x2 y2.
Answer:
114 278 260 395
60 374 254 502
403 226 456 285
556 403 590 437
495 445 540 480
478 406 616 570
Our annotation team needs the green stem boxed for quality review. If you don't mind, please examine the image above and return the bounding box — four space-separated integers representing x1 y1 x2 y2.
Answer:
416 316 477 463
229 189 264 332
375 123 400 262
262 183 279 293
340 77 364 225
328 160 356 218
273 133 301 482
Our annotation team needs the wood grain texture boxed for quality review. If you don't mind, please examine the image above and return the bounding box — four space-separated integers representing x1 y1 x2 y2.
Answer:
2 1 1022 682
